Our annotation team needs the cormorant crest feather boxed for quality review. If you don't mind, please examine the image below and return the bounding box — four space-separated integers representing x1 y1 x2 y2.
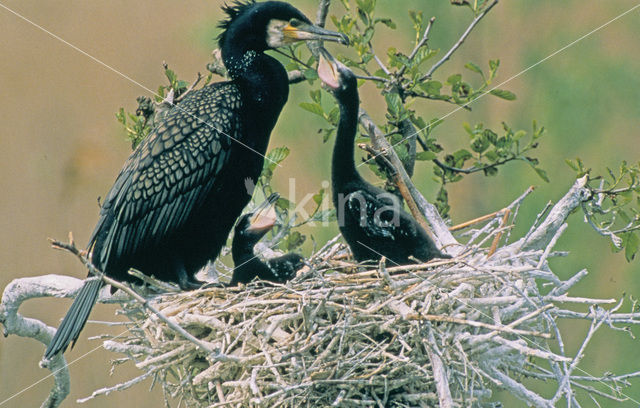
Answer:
218 0 257 46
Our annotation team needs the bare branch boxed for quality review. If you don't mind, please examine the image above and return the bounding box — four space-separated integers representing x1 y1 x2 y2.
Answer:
425 328 453 408
511 176 591 252
77 371 154 403
422 0 499 80
315 0 331 27
485 366 552 408
1 275 85 408
358 108 459 251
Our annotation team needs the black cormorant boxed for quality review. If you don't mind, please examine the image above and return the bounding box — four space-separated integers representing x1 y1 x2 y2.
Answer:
230 193 304 285
44 1 347 359
317 48 450 266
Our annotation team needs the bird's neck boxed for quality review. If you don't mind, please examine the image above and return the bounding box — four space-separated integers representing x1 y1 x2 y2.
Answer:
231 235 259 268
224 48 289 113
231 234 270 286
332 88 363 193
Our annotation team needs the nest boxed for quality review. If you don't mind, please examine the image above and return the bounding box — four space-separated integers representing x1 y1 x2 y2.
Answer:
5 176 636 407
106 244 564 408
71 180 639 407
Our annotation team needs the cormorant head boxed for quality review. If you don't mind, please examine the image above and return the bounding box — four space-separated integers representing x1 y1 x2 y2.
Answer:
317 47 357 96
234 193 280 247
218 1 348 53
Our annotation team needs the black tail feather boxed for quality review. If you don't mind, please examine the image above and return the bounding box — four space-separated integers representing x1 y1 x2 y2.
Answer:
44 278 103 359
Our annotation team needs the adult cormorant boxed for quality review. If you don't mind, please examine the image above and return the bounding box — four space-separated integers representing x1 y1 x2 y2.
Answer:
44 2 347 359
230 193 304 285
317 48 450 266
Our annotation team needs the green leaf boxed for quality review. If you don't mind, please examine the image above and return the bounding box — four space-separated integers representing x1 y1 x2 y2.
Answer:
420 80 442 95
427 118 444 133
356 0 374 14
263 146 290 174
408 10 423 29
376 18 396 29
304 68 318 81
490 89 517 100
464 62 483 75
276 197 293 210
322 128 335 143
446 74 462 85
624 232 639 262
462 122 473 136
435 186 450 218
385 93 402 115
471 135 489 154
299 102 324 117
309 89 321 104
453 149 473 164
116 107 126 124
565 159 578 171
484 150 498 162
357 7 369 25
165 68 177 85
618 190 634 206
155 86 165 102
483 166 498 176
326 106 340 125
513 130 527 141
533 167 550 182
410 115 426 130
309 208 336 222
618 209 631 224
280 231 306 251
483 129 498 145
313 188 325 206
413 48 438 68
416 151 437 161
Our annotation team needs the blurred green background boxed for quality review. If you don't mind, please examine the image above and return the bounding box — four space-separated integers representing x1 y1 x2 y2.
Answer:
1 1 638 406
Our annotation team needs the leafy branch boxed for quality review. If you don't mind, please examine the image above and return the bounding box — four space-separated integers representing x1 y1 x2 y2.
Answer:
116 63 206 149
299 0 545 219
567 158 640 261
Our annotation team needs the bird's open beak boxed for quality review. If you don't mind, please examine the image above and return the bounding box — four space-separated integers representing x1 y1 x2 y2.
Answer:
317 47 340 89
283 20 349 45
247 193 279 233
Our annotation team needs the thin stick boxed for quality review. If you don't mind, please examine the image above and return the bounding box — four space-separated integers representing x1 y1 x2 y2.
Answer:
398 17 436 77
411 313 551 339
487 209 511 257
174 72 203 103
422 0 499 80
449 209 504 232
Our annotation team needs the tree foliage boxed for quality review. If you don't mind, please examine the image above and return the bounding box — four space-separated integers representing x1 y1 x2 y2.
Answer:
114 0 638 268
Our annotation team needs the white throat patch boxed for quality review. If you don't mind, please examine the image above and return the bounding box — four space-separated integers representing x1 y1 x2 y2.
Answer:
266 19 291 48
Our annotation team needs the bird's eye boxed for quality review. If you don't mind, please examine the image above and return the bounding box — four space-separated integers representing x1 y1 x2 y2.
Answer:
289 18 302 27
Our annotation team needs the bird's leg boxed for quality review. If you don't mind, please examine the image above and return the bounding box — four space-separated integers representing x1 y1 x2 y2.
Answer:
174 259 202 290
178 272 202 290
178 274 201 290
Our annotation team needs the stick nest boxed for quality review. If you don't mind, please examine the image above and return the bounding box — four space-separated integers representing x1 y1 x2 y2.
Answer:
109 245 574 407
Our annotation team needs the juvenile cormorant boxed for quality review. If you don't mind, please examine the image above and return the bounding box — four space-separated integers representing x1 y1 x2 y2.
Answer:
317 48 450 266
230 193 304 285
44 2 347 359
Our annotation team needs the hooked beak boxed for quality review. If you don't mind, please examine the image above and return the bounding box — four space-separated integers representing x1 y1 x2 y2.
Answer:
247 193 279 233
317 47 340 89
283 20 349 45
